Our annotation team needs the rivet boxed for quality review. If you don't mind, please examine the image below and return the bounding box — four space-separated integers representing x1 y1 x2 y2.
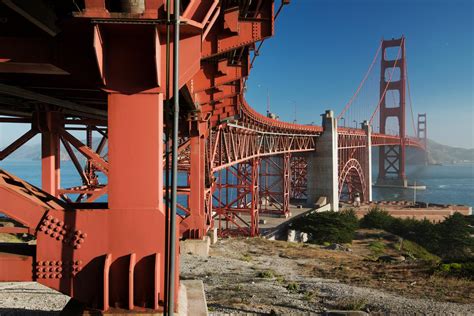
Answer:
52 232 58 238
49 273 54 279
75 230 81 235
45 261 50 266
54 226 60 232
39 273 45 278
63 224 68 230
52 218 58 223
46 229 52 235
46 215 53 220
56 267 62 272
49 261 54 266
80 233 87 238
49 224 55 229
57 236 63 241
39 225 46 232
57 273 62 279
58 221 64 226
60 230 66 235
77 239 83 244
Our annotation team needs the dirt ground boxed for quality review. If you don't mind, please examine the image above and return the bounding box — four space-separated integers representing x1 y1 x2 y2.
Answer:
181 230 474 315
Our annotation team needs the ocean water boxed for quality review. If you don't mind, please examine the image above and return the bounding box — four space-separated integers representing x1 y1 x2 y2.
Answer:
373 163 474 207
0 160 473 208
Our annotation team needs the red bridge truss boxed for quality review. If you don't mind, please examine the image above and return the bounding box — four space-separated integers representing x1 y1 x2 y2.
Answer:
0 0 426 313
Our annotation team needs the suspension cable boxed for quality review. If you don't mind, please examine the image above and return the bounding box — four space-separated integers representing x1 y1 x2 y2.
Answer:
405 49 417 136
337 40 383 120
369 38 404 124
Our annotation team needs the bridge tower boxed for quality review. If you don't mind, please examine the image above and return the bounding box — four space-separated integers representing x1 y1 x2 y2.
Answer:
417 113 428 164
377 37 408 187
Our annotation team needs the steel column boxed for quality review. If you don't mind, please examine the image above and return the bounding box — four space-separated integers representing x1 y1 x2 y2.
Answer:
37 111 62 197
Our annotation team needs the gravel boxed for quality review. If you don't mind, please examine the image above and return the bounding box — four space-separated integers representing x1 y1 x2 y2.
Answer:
180 238 474 315
0 282 70 315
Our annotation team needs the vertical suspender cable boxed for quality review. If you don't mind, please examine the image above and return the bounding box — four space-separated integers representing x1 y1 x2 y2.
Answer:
169 0 180 314
164 0 171 314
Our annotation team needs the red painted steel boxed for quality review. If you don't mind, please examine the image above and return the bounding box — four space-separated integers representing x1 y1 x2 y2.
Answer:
290 155 308 200
377 37 408 184
213 159 260 237
259 154 291 217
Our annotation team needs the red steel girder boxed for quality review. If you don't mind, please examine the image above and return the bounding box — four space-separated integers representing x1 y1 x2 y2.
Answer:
212 159 259 237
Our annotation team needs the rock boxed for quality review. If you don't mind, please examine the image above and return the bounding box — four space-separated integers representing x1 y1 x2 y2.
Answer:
324 243 352 252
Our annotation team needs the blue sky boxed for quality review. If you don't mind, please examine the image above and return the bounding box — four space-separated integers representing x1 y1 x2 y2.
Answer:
245 0 473 148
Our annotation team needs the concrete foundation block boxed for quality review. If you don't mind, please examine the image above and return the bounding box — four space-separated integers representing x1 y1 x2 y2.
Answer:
207 227 218 245
180 280 208 316
180 236 210 257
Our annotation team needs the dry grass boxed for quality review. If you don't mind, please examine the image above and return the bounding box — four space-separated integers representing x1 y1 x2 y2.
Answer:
218 230 474 304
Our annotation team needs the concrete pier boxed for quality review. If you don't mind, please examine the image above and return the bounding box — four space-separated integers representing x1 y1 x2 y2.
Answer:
363 121 373 202
307 110 339 211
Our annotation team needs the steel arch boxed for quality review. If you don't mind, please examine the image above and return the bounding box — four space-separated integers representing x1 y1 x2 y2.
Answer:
338 158 367 202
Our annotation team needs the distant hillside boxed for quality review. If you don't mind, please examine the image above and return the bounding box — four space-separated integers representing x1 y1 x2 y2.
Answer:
427 139 474 164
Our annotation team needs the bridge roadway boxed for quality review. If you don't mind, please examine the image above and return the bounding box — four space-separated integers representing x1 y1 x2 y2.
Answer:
0 0 426 313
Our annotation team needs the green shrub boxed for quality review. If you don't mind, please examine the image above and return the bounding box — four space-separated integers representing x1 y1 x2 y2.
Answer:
360 207 392 229
257 270 275 278
437 213 474 260
286 282 300 293
291 210 359 244
398 239 441 264
437 262 474 279
368 240 386 255
362 209 473 261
